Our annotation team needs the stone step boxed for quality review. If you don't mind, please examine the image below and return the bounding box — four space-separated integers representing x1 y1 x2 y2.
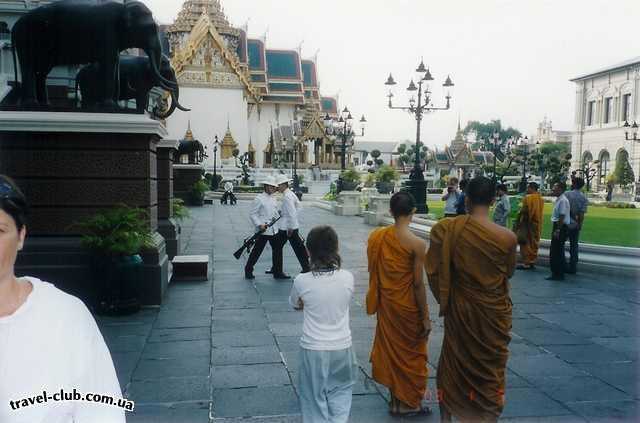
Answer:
171 255 209 282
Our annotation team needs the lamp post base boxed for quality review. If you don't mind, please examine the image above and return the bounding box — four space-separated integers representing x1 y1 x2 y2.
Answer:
402 178 429 214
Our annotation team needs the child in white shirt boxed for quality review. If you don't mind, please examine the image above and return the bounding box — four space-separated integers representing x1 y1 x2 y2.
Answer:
289 226 356 423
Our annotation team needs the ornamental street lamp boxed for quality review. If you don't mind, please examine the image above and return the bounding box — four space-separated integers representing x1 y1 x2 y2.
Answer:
323 108 366 193
481 133 514 183
323 107 366 171
212 135 220 190
624 120 638 141
623 120 639 199
291 121 303 193
385 59 454 214
516 136 530 193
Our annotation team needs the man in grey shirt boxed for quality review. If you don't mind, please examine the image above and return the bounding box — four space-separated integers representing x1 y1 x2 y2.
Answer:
564 177 588 274
442 177 460 217
493 183 511 227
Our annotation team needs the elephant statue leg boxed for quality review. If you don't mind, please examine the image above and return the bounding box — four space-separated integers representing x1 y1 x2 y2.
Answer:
35 72 48 105
97 51 119 110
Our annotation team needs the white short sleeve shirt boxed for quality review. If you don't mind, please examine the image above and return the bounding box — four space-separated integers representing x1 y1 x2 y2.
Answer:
289 270 354 351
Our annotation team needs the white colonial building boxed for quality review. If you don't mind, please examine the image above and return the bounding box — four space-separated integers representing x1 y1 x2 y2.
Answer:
571 57 640 193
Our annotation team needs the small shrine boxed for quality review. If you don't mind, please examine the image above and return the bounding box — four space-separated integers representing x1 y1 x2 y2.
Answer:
220 124 238 160
177 122 205 164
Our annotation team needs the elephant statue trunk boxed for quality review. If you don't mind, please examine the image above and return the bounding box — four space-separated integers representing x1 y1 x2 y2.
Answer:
157 78 190 119
147 48 178 91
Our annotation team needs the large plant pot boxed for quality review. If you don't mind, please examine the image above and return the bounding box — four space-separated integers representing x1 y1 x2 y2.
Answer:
190 193 205 206
341 181 359 191
92 254 143 315
376 181 395 194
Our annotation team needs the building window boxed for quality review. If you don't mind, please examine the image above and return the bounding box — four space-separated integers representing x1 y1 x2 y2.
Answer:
604 97 613 123
586 101 595 126
622 93 632 123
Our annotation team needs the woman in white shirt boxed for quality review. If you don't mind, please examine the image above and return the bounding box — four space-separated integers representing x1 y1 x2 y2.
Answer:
0 175 125 423
289 226 356 423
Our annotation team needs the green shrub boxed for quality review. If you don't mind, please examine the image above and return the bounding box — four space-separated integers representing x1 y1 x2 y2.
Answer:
323 182 338 201
364 173 376 188
237 186 263 193
191 179 208 199
605 202 636 209
171 198 190 220
375 165 400 183
340 169 361 184
74 205 153 256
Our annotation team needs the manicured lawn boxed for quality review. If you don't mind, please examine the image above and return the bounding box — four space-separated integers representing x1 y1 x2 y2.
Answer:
426 201 640 248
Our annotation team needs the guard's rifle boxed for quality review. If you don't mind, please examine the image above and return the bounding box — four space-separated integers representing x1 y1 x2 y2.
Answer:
233 212 282 259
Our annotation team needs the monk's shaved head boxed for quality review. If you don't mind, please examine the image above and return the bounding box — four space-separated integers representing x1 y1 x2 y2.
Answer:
390 191 416 218
467 177 495 207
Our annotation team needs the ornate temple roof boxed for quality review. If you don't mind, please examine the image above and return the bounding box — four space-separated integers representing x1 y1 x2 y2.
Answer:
266 50 302 80
301 60 318 88
321 97 338 116
168 0 239 37
247 39 266 71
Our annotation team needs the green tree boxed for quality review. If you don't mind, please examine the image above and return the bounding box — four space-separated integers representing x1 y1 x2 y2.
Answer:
464 119 522 150
529 142 572 188
614 151 635 188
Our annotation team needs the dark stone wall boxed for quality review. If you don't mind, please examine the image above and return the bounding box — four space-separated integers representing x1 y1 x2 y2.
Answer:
0 131 160 235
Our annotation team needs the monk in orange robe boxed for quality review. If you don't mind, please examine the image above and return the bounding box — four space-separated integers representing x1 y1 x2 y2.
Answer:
426 177 517 422
367 191 431 417
514 182 545 269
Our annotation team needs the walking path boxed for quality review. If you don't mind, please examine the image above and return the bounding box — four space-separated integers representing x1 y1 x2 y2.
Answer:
97 201 639 422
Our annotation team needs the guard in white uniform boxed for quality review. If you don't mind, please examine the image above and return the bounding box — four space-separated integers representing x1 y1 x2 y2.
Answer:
274 174 310 278
245 176 280 279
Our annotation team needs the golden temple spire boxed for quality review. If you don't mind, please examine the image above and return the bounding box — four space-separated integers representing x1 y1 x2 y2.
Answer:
184 120 195 141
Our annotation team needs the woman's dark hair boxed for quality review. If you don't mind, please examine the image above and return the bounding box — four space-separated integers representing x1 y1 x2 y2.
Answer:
0 175 28 230
459 179 468 191
466 176 495 207
390 191 415 218
497 183 508 193
306 225 341 272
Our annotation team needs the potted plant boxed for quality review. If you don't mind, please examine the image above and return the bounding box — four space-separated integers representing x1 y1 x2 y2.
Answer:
339 169 361 191
364 172 376 188
191 179 208 206
375 165 399 194
75 205 153 315
171 198 190 221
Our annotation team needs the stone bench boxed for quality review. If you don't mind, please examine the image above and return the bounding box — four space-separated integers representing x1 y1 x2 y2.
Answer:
172 255 209 282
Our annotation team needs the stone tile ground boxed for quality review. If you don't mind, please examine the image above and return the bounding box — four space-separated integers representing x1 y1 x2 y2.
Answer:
96 201 639 422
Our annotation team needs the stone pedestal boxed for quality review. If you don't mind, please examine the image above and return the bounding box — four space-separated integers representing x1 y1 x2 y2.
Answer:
174 164 204 205
157 139 181 260
363 195 391 226
361 187 377 207
0 111 170 306
402 179 428 214
334 191 361 216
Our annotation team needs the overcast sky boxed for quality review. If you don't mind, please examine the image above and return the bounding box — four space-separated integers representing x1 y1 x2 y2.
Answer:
145 0 639 148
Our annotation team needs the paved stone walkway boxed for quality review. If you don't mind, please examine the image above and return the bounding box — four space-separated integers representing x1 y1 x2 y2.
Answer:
97 201 639 422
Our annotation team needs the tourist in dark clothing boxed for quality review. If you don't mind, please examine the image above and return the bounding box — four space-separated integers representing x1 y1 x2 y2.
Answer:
455 179 468 215
564 177 588 274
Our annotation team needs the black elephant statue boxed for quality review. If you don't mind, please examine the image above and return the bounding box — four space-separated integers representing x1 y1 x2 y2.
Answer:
77 54 189 118
11 0 176 108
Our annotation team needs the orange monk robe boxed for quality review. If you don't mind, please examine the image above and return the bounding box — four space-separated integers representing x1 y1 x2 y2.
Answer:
517 192 545 265
426 216 515 422
366 226 428 409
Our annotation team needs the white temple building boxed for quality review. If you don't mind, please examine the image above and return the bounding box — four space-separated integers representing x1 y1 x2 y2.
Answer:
162 0 348 171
